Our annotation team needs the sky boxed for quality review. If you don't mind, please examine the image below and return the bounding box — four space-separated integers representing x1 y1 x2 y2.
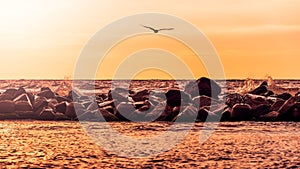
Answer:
0 0 300 79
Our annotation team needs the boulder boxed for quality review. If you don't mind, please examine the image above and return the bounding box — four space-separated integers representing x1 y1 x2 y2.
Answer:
39 108 55 120
54 112 70 120
37 90 55 99
259 111 279 121
185 77 221 98
165 89 182 107
14 87 26 98
197 108 209 122
270 99 285 112
87 102 99 111
95 109 119 122
145 102 166 121
226 93 243 108
55 102 67 113
33 97 48 110
2 89 17 97
249 81 268 95
0 94 14 101
131 89 149 102
276 93 292 100
99 100 115 108
231 103 252 121
15 111 38 119
0 100 15 113
278 96 300 119
65 102 85 119
252 104 270 119
15 101 33 112
115 102 135 121
174 106 198 122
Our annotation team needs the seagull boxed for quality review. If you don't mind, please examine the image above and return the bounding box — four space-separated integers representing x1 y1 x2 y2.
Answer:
141 25 174 33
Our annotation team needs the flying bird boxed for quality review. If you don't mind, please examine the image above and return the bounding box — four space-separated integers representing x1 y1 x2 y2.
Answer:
141 25 174 33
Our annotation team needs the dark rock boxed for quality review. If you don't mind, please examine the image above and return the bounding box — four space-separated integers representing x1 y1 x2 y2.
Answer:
0 100 15 113
67 90 80 100
278 96 300 120
165 89 181 107
231 103 252 121
259 111 279 121
244 94 270 110
174 106 198 122
87 102 99 111
220 108 231 121
115 102 135 121
99 100 115 108
264 90 274 97
131 89 149 102
15 101 33 111
249 81 268 95
252 104 270 119
55 102 67 113
39 108 55 120
185 77 221 98
0 94 14 101
33 97 48 110
133 101 145 109
15 111 38 119
54 112 70 120
13 93 29 102
95 109 119 122
155 104 180 121
37 90 55 99
77 111 95 121
197 108 209 122
226 93 243 108
276 93 292 100
56 96 72 103
145 102 166 121
2 89 17 97
14 87 26 98
65 102 85 119
41 87 52 91
108 90 128 103
102 106 115 114
193 95 220 108
270 99 285 112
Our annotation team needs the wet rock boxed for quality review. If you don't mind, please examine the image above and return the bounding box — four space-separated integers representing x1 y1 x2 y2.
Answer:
226 93 243 108
54 112 70 120
15 101 33 112
39 108 55 120
0 100 15 113
264 90 274 97
108 90 128 103
197 108 209 122
77 111 95 121
185 77 221 98
65 102 85 119
115 102 135 121
244 94 270 110
276 93 292 100
87 102 99 111
259 111 279 121
249 81 268 95
193 95 220 108
67 90 80 100
13 93 29 102
220 108 231 121
155 104 180 121
270 99 285 112
231 103 252 121
15 111 38 119
0 94 14 101
278 96 300 120
145 102 166 121
165 89 191 107
101 105 115 114
252 104 270 119
14 87 26 98
41 87 52 91
33 97 48 110
56 96 72 103
131 89 149 102
174 106 198 122
37 90 55 99
99 100 115 108
95 109 119 122
2 88 17 97
55 102 67 113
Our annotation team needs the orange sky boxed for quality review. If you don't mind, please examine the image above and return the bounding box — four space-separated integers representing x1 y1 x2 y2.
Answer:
0 0 300 79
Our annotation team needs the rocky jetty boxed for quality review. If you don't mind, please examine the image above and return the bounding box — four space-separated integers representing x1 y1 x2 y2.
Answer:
0 77 299 122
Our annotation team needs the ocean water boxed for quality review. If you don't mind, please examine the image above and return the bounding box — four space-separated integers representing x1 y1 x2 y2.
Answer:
0 78 299 168
0 121 299 168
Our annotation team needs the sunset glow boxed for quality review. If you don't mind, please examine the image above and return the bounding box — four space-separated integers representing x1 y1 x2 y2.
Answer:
0 0 299 79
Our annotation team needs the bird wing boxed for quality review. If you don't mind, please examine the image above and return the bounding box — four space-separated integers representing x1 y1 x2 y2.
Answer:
158 28 174 31
141 25 156 31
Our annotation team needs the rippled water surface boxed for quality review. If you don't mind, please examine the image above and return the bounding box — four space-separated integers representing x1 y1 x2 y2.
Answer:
0 121 299 168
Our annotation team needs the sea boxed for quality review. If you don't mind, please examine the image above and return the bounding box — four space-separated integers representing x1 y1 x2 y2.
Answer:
0 78 299 168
